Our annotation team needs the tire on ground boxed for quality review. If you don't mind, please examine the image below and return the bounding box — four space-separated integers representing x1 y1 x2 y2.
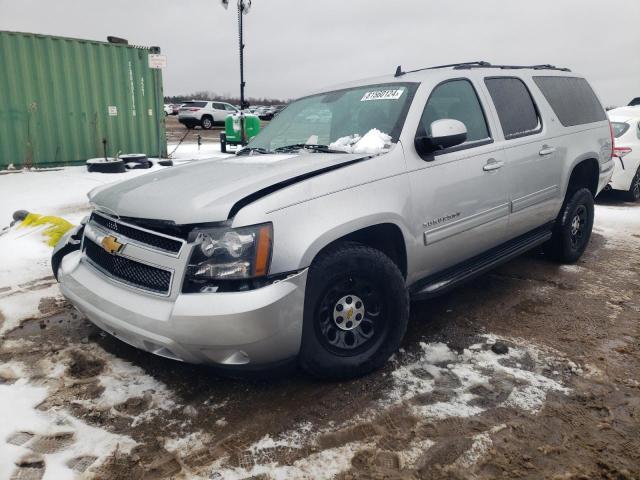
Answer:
299 242 409 380
120 154 152 170
201 116 214 130
624 166 640 202
86 158 126 174
543 187 595 263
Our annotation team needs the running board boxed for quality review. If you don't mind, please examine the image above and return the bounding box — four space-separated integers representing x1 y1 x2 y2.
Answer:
410 226 553 300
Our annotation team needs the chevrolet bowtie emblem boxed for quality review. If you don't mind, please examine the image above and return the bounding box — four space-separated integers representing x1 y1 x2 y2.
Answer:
101 235 124 254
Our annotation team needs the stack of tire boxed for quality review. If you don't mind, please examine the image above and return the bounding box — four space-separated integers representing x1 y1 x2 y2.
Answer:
86 154 173 173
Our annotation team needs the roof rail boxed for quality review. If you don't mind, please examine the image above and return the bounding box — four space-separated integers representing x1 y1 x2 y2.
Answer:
395 61 490 77
394 61 571 77
454 63 572 72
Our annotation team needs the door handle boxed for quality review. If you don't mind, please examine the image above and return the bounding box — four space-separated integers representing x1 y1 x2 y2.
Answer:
483 159 504 172
539 145 556 156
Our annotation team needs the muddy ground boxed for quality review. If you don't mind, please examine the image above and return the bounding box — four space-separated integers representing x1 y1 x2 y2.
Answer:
1 193 639 480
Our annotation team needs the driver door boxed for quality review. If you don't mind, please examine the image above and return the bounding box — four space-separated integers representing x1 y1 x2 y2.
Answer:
406 78 509 280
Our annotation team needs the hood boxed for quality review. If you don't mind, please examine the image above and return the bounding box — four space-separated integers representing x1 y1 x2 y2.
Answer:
89 152 367 224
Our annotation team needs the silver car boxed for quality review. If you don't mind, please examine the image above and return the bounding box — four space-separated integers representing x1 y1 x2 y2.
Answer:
54 61 614 379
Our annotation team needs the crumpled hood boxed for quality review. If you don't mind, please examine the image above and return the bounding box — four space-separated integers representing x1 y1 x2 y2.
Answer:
89 152 366 224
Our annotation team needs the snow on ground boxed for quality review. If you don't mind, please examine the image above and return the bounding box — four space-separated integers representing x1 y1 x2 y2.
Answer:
0 142 229 335
593 203 640 244
0 142 227 478
0 370 136 480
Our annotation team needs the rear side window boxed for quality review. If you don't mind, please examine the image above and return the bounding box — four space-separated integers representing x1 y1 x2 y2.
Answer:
485 77 541 139
182 101 207 108
533 76 606 127
612 122 630 138
420 79 490 144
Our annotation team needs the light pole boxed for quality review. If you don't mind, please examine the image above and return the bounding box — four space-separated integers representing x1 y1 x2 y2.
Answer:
221 0 251 143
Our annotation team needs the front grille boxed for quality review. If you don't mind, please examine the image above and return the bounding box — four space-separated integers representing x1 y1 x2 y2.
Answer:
91 213 182 254
84 239 172 294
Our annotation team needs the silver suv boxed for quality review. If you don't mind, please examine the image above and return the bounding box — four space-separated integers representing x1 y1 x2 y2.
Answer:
53 62 614 379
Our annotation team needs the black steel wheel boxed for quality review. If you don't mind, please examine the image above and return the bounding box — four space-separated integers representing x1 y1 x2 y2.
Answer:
316 276 387 356
299 242 409 380
544 187 594 263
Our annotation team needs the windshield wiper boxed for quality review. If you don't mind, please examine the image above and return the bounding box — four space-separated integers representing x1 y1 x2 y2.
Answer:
236 146 270 156
272 144 346 154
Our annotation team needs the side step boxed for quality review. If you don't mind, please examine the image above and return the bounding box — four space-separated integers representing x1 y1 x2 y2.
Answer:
410 226 553 300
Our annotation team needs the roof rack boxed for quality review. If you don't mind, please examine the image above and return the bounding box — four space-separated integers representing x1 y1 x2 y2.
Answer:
394 61 570 77
454 63 571 72
395 61 490 77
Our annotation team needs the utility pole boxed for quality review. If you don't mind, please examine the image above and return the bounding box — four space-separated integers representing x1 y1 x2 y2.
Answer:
222 0 251 144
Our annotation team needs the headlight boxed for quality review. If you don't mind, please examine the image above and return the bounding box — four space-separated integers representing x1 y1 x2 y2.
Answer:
186 223 273 280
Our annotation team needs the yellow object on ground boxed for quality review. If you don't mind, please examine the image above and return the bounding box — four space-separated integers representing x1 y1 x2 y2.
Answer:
17 213 75 247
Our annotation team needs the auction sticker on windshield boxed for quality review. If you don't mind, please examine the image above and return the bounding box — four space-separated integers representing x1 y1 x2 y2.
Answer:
361 89 404 101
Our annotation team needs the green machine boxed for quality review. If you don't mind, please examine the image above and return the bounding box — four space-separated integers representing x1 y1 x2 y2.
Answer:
220 113 260 153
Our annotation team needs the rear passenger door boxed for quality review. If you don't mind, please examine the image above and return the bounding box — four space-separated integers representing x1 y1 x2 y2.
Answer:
211 103 227 122
483 77 562 239
407 78 509 279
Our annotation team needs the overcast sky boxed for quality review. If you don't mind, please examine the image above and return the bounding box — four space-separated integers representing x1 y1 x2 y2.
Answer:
1 0 638 106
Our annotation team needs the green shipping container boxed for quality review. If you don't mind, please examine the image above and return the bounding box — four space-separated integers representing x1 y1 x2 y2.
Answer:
0 31 167 169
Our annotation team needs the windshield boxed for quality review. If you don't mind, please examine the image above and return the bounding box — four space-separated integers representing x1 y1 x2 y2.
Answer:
245 83 418 154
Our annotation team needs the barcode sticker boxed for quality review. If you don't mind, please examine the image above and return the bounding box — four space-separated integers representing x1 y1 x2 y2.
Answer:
361 89 404 102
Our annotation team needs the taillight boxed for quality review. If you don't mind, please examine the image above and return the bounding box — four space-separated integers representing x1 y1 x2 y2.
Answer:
613 146 632 158
609 121 615 160
189 108 200 112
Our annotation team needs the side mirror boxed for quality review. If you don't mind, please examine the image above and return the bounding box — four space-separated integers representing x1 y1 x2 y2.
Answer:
415 119 468 156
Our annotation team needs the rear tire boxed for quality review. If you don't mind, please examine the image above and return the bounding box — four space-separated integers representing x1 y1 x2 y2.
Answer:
543 187 594 263
299 243 409 380
624 166 640 202
201 116 213 130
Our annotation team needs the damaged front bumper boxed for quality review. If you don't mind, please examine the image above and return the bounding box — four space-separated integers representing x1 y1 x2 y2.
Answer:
54 238 308 368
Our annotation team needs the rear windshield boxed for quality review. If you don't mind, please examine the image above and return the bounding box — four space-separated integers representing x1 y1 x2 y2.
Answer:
612 122 630 138
533 77 606 127
182 101 207 108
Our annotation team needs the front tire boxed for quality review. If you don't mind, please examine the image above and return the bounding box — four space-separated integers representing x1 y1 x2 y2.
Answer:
299 243 409 380
544 187 595 263
625 166 640 202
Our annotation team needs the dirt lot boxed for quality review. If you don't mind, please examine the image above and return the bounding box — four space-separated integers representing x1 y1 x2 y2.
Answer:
1 192 639 480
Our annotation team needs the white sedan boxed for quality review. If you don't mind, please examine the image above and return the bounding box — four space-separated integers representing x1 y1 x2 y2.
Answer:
609 106 640 201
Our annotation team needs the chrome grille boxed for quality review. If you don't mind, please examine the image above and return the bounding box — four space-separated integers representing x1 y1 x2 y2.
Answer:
90 212 183 254
84 239 172 295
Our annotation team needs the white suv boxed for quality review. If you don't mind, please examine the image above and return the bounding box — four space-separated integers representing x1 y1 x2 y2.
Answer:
178 101 238 129
608 106 640 201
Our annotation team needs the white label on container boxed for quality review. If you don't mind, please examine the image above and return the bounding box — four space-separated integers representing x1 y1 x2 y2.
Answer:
108 106 118 116
148 109 153 116
360 89 404 102
148 54 167 69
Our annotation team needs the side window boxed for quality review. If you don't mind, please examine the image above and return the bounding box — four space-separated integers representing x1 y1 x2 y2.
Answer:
533 76 607 127
637 121 640 140
420 79 490 145
485 77 541 140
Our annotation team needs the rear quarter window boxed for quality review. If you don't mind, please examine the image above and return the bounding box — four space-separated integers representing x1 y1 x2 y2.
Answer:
484 77 541 140
611 122 630 138
182 101 207 108
533 76 607 127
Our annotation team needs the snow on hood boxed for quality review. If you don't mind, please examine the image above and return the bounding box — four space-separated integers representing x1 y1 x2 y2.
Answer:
329 129 392 154
88 151 368 224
